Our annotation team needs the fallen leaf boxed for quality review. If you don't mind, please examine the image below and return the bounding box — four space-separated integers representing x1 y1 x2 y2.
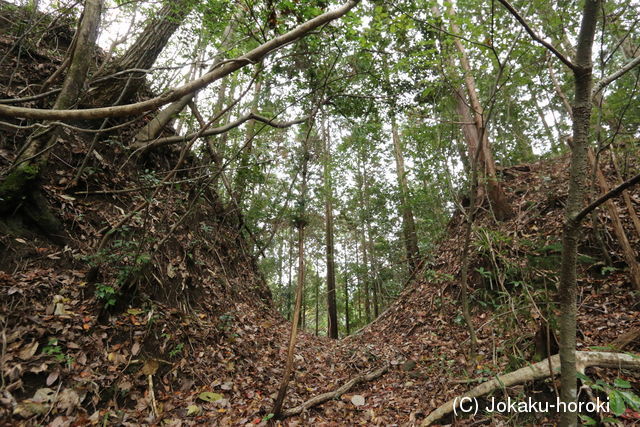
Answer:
140 359 159 376
186 404 201 416
18 342 39 360
56 388 80 414
197 392 223 403
351 395 365 407
46 371 59 386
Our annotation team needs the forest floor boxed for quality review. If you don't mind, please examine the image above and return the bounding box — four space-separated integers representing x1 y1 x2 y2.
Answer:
1 7 640 426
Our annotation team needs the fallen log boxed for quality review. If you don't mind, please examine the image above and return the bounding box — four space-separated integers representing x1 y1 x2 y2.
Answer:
423 351 640 426
280 364 390 418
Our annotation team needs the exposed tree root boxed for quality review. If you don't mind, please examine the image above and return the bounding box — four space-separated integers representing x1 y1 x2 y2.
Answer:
280 364 390 418
423 351 640 426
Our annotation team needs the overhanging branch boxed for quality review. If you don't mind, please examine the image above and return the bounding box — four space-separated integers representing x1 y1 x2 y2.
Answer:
131 113 308 152
592 55 640 96
495 0 575 70
0 0 360 121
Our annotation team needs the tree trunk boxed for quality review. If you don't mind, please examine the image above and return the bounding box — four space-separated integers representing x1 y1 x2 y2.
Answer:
133 14 238 143
391 115 420 273
272 135 309 417
90 0 195 106
356 158 371 323
443 5 514 221
558 1 600 426
323 117 339 339
315 262 319 336
287 228 294 320
610 150 640 238
343 241 350 336
232 63 263 208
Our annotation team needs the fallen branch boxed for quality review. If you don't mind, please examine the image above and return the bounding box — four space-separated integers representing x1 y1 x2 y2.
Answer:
280 364 390 418
423 351 640 426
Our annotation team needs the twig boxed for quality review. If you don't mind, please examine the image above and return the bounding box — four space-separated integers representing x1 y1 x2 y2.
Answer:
280 364 390 418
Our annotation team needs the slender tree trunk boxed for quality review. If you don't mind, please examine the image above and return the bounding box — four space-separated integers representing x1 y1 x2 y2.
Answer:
355 159 372 323
354 231 362 324
558 2 600 426
361 225 371 323
391 114 420 273
272 136 309 417
343 240 350 336
323 117 339 339
287 228 294 320
442 4 513 221
315 263 319 337
277 233 284 311
611 150 640 238
90 0 195 106
587 149 640 289
233 63 264 208
133 14 237 143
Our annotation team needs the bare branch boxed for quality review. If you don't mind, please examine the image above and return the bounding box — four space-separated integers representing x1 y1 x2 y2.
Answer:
0 0 360 121
592 54 640 96
495 0 575 70
132 113 308 151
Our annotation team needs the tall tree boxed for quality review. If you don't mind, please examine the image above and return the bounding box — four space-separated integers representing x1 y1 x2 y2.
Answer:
391 114 420 273
323 116 339 339
272 126 311 418
442 4 514 221
133 11 239 143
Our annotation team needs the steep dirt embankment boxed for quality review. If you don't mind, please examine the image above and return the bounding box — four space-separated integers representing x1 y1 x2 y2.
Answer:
0 6 283 425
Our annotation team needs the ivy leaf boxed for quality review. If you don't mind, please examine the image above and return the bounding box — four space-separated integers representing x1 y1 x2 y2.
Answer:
619 391 640 411
576 372 591 383
609 389 626 416
614 378 631 389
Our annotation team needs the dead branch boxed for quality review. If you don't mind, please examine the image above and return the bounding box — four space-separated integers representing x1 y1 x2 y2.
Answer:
422 351 640 426
280 364 390 418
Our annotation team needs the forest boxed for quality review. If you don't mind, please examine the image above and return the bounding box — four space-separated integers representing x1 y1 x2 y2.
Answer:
0 0 639 425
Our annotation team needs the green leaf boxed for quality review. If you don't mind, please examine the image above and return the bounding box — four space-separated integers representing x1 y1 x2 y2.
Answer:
578 414 597 425
609 389 626 416
186 404 201 416
198 392 223 403
614 378 632 389
576 372 591 383
619 390 640 410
